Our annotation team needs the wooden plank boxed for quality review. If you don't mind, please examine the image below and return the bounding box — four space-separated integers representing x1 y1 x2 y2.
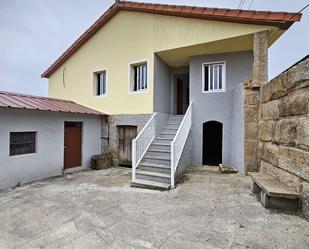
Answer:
249 172 299 199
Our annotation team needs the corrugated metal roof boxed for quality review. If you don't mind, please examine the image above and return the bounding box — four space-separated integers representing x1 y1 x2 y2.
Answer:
0 91 106 116
41 1 302 78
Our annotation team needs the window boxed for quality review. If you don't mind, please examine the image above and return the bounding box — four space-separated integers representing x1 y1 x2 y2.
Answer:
10 132 36 156
130 62 147 92
203 62 226 92
94 71 106 96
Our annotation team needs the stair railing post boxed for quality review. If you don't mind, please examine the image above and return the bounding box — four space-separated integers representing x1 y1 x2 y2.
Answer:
132 138 136 181
171 142 175 188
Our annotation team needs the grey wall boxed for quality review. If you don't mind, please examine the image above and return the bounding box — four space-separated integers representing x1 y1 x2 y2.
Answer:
190 51 253 171
0 108 101 190
231 83 244 173
153 55 172 114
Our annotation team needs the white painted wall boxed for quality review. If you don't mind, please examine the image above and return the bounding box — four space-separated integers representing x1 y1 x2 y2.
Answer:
0 108 101 190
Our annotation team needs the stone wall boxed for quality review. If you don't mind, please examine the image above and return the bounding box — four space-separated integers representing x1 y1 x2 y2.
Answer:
243 80 260 174
258 58 309 217
101 114 152 166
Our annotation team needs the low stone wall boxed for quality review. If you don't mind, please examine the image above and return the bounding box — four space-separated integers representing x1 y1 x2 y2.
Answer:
101 114 152 166
258 58 309 217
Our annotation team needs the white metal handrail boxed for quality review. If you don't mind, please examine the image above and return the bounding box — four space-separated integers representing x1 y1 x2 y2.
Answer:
132 113 157 181
171 101 193 188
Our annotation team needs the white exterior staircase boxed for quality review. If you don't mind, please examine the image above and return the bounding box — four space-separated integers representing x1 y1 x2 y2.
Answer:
131 102 192 190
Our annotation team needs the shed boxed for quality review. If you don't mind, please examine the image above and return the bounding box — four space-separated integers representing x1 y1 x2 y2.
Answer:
0 91 106 190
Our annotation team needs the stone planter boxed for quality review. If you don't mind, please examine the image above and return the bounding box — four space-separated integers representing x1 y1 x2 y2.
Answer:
91 155 112 170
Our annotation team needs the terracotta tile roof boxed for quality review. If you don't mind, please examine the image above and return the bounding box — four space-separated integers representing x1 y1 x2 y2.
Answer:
0 91 106 115
41 1 302 78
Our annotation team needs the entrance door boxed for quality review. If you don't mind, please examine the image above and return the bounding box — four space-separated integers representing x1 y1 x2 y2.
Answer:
176 78 184 115
64 122 82 169
119 126 137 166
203 121 223 166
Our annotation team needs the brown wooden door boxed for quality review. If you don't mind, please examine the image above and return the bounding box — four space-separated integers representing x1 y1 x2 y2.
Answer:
176 78 184 115
64 122 82 169
119 126 137 166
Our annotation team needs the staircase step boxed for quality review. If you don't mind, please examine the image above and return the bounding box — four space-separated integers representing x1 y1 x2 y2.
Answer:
131 179 170 191
145 153 170 160
144 156 170 165
154 138 173 144
136 170 171 184
160 130 178 135
157 134 175 139
163 125 179 130
148 148 170 153
139 162 171 173
150 144 171 152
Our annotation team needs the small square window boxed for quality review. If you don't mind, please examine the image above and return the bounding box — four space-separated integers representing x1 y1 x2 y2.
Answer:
10 132 36 156
203 62 226 93
130 62 147 92
93 71 106 96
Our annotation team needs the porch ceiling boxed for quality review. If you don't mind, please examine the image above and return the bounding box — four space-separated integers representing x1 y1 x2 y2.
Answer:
156 29 283 67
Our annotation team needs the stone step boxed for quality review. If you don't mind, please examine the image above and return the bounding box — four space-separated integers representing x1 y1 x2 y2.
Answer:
136 170 170 184
165 121 182 126
144 155 170 165
148 148 171 153
139 162 171 174
153 138 173 145
157 134 175 139
150 144 171 152
163 124 180 130
160 129 178 135
145 151 170 159
131 179 170 191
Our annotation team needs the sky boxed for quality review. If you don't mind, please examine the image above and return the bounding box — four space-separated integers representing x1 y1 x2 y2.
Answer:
0 0 308 96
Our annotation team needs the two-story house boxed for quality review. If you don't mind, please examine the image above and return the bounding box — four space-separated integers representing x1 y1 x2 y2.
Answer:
42 1 301 189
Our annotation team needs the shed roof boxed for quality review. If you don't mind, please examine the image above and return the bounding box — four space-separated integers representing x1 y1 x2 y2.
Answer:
0 91 105 115
41 1 302 78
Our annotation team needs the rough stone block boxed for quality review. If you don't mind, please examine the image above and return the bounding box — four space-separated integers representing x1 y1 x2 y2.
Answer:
302 181 309 218
260 160 301 192
260 190 299 210
288 59 309 89
259 120 275 142
259 142 279 166
278 146 309 181
270 72 289 100
296 117 309 151
261 82 271 103
244 91 259 106
244 153 258 173
279 88 309 117
273 118 298 146
244 140 258 156
244 106 258 123
261 100 279 120
244 122 258 140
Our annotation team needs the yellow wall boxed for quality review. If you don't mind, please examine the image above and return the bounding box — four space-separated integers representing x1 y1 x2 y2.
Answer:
48 11 276 114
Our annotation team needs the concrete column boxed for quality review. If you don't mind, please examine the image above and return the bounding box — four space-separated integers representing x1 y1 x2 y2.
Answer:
252 31 268 87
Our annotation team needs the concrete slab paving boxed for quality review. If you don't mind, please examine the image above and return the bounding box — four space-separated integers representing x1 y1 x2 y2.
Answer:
0 166 308 249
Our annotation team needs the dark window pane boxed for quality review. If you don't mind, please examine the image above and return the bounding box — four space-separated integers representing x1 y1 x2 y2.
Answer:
204 65 209 91
219 65 222 89
10 132 36 156
97 74 101 95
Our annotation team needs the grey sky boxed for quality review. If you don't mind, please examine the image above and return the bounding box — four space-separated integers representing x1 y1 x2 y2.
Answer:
0 0 308 96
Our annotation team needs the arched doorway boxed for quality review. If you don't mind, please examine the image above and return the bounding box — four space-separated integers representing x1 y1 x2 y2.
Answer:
203 121 223 166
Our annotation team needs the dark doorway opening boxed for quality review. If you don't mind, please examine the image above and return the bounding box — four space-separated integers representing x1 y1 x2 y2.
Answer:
175 73 189 115
203 121 223 166
64 122 82 169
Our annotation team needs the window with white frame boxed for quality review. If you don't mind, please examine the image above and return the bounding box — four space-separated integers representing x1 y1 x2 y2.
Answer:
94 71 106 96
130 63 147 92
203 62 226 92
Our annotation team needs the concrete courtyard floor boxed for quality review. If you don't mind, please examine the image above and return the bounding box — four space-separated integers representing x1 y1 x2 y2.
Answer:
0 166 309 249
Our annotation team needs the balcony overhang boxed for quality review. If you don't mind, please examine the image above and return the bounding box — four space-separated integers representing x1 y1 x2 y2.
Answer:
156 29 283 67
